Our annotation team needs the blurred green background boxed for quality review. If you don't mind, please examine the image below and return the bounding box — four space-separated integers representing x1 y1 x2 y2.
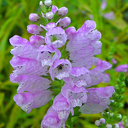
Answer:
0 0 128 128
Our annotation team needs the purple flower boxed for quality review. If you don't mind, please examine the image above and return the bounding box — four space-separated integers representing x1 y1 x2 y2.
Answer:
45 27 67 48
9 2 115 127
79 86 114 114
46 22 56 30
112 58 117 64
52 5 58 14
66 20 101 69
103 11 115 20
52 93 71 120
41 107 62 128
29 35 45 48
13 90 53 113
64 67 91 87
57 7 68 16
29 13 40 22
101 1 107 10
118 121 125 128
10 56 48 76
9 35 38 60
37 45 61 67
27 24 43 34
49 59 72 80
58 17 71 28
61 84 87 110
10 74 51 93
87 60 112 87
115 64 128 72
65 27 76 40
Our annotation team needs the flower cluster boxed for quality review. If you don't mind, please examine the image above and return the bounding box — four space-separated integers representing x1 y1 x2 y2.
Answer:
9 0 115 127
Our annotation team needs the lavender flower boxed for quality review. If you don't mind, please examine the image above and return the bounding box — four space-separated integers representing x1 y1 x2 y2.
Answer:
29 13 40 22
27 24 43 34
45 27 67 48
79 86 114 114
115 64 128 72
9 1 115 127
57 7 68 17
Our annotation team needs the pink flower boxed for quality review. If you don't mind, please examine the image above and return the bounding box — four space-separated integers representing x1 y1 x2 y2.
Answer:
45 27 67 48
115 64 128 72
41 107 62 128
49 59 72 80
14 90 53 113
37 45 61 67
79 86 114 114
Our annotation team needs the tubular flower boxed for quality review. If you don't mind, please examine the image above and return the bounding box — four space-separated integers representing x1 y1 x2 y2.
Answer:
9 1 115 128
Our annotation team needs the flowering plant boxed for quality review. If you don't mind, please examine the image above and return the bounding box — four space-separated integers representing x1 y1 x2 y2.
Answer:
9 0 116 127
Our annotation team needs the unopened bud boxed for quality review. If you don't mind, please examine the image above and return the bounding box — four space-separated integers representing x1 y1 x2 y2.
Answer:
46 12 54 19
101 112 105 116
39 1 43 7
95 120 101 126
110 113 114 117
57 7 68 16
58 17 71 28
114 124 119 128
29 13 40 22
106 124 112 128
116 114 122 120
112 58 117 64
27 24 42 34
100 118 105 124
44 0 52 7
65 27 76 40
106 112 109 114
120 82 125 88
52 5 58 13
119 88 125 94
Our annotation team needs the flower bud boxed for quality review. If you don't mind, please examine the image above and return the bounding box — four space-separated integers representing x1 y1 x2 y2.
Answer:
27 24 42 34
112 58 117 64
58 17 71 28
116 95 124 102
106 124 112 128
117 103 124 109
46 12 54 19
39 1 43 7
106 112 109 114
110 113 114 117
52 5 58 13
101 111 105 116
104 11 115 20
120 88 125 94
29 13 40 22
65 27 76 40
114 124 119 128
57 7 68 16
100 118 105 124
115 114 122 120
115 64 128 72
44 0 52 7
95 120 101 126
120 82 125 88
